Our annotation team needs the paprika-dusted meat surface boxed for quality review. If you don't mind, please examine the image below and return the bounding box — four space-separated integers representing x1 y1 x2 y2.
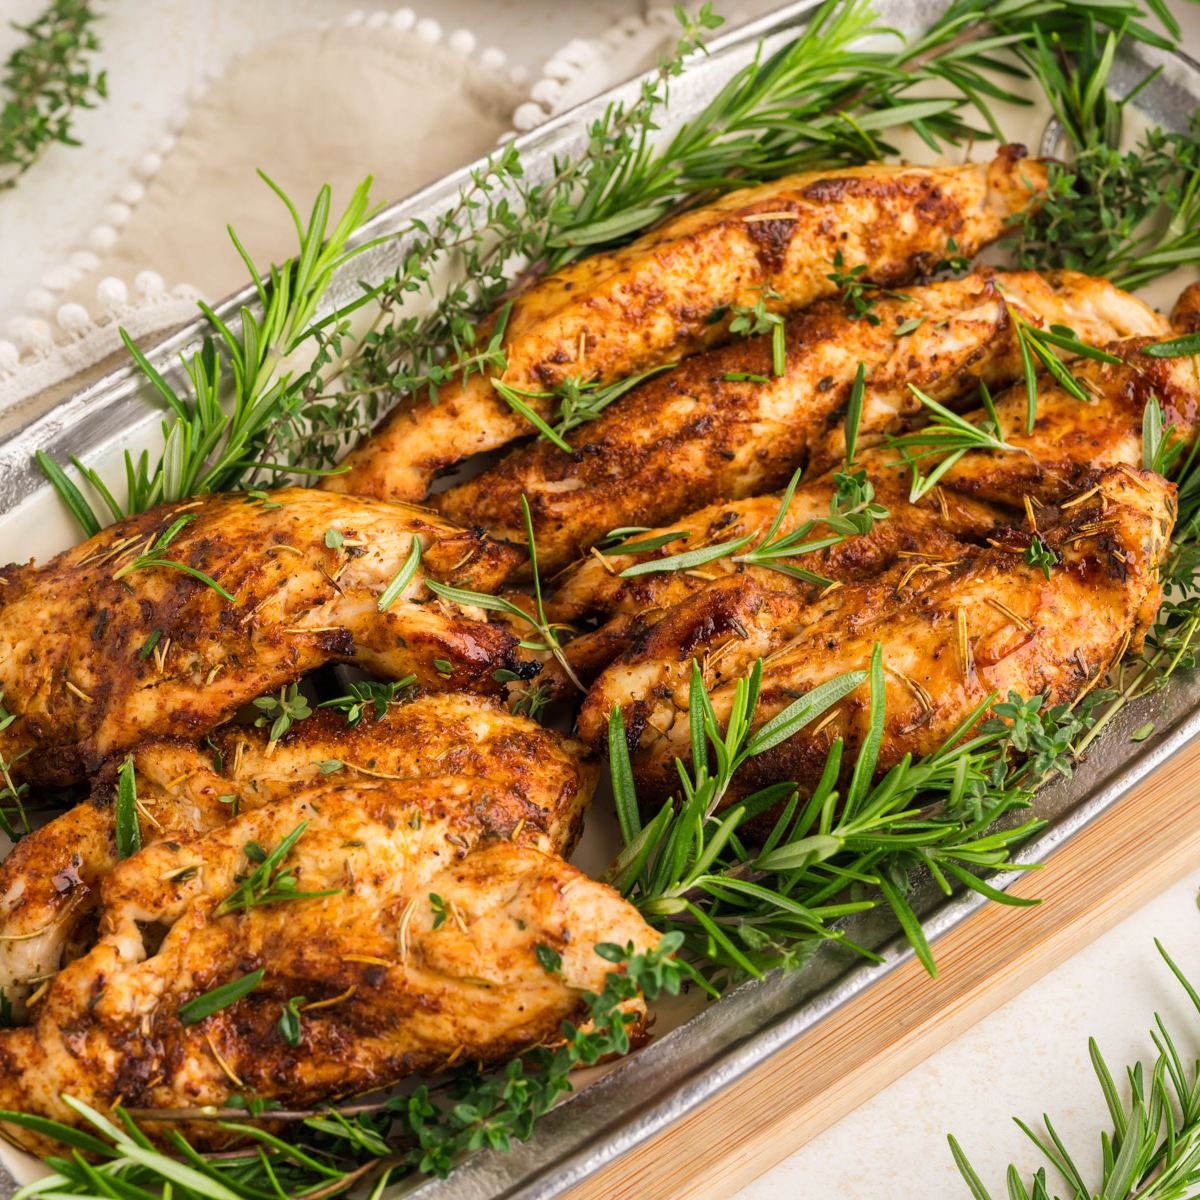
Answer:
0 694 596 1019
0 488 525 786
327 150 1050 505
0 774 651 1154
437 270 1165 573
578 468 1173 815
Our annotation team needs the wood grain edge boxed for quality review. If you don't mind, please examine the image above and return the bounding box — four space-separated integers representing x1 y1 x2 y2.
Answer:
563 738 1200 1200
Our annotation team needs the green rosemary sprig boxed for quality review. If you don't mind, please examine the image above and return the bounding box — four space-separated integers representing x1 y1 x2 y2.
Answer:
949 941 1200 1200
492 362 678 450
732 466 890 586
114 756 140 860
618 462 888 582
1143 398 1183 478
1009 308 1123 434
887 382 1024 502
108 513 236 602
0 0 106 188
426 496 583 691
37 174 384 535
606 649 1061 985
213 822 340 918
1010 14 1200 289
0 940 687 1196
177 969 265 1026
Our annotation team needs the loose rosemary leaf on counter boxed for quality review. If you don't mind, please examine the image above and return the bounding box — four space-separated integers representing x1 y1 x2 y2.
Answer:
949 942 1200 1200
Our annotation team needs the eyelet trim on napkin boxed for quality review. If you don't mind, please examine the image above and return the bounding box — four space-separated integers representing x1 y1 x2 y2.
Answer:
514 5 689 131
0 3 529 415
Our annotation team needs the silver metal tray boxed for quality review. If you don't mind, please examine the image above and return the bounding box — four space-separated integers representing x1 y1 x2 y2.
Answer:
2 3 1199 1197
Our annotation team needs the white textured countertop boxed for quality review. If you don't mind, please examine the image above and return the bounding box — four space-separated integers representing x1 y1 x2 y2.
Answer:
2 3 1199 1198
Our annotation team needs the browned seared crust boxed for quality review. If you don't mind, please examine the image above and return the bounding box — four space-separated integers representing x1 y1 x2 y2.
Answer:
938 339 1200 506
438 270 1166 573
1171 281 1200 333
0 488 525 786
0 694 596 1019
578 469 1173 819
0 792 652 1154
326 151 1050 505
549 456 1006 625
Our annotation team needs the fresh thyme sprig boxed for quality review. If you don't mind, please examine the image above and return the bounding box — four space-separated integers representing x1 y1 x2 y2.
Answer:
606 649 1059 985
827 251 911 326
316 676 417 727
887 382 1025 502
252 683 313 745
1025 534 1057 580
0 940 687 1196
1010 14 1200 289
950 941 1200 1200
729 284 787 376
0 0 106 188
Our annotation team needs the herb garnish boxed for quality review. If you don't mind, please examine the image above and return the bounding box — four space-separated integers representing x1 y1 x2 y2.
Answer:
317 676 417 726
114 756 141 860
605 650 1100 983
36 175 383 534
426 496 582 691
729 283 787 377
827 250 911 325
252 683 312 745
950 942 1200 1200
887 383 1024 502
278 996 306 1047
177 968 265 1026
1009 308 1123 434
618 464 888 583
1 0 107 189
213 822 339 917
111 514 235 603
1024 535 1056 580
1144 331 1200 359
377 536 422 612
0 941 687 1192
492 363 677 450
1142 397 1181 475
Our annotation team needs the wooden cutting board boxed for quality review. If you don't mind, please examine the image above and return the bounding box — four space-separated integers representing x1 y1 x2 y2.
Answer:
564 731 1200 1200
